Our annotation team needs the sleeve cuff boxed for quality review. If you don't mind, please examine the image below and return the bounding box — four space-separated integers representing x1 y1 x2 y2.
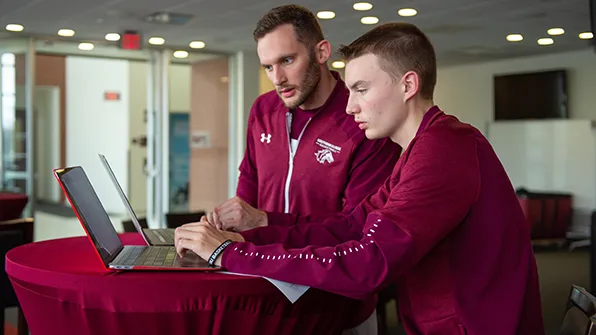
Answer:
220 241 240 270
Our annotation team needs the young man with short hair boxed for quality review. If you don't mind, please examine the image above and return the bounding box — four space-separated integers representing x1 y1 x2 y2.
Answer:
177 22 545 334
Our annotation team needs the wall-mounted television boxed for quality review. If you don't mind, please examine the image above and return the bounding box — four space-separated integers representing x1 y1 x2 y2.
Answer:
493 69 568 120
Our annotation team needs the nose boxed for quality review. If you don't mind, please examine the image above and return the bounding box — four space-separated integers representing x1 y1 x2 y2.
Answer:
271 67 287 87
346 94 359 115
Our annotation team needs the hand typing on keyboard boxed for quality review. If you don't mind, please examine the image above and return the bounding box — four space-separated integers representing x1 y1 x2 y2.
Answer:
174 219 244 266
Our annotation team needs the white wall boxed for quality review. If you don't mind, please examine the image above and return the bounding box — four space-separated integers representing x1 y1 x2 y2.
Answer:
435 49 596 234
127 63 191 214
435 49 596 133
66 56 130 214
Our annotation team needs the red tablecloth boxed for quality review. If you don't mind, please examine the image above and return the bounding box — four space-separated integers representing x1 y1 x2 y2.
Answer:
5 233 360 335
0 192 28 221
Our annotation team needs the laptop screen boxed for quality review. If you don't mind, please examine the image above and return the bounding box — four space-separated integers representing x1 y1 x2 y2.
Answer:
57 167 123 266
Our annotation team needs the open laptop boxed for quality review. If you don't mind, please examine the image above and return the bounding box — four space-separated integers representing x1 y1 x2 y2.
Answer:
98 154 176 246
53 166 217 271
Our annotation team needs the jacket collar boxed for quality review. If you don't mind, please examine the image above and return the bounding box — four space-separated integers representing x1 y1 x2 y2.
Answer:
415 105 443 136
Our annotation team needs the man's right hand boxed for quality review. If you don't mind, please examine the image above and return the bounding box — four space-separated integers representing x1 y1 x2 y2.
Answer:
205 197 268 232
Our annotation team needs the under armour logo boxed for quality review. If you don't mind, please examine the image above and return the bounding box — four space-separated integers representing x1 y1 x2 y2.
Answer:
260 133 271 144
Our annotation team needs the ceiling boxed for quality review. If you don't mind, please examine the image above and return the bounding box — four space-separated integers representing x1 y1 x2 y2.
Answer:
0 0 594 66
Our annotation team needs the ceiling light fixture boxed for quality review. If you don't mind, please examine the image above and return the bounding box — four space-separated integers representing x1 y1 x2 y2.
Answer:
189 41 206 49
579 32 593 40
398 8 418 17
105 33 121 41
547 28 565 36
332 61 346 69
361 16 379 24
317 11 336 19
506 34 523 42
173 50 189 58
5 24 24 32
353 2 373 11
537 37 554 46
148 37 165 45
78 42 94 51
58 29 75 37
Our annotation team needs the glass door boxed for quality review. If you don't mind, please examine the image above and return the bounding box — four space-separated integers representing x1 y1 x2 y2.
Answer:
0 37 35 216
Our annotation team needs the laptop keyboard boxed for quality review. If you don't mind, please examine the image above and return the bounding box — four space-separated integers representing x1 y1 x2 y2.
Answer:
119 246 178 267
151 229 175 244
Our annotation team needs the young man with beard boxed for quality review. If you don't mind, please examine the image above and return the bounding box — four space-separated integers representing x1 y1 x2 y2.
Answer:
176 22 545 334
208 6 398 231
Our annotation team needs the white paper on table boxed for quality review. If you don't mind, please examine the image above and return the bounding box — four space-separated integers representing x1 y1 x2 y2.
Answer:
219 271 310 303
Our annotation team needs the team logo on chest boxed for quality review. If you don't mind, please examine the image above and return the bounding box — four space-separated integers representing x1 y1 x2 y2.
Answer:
315 138 341 164
260 133 271 144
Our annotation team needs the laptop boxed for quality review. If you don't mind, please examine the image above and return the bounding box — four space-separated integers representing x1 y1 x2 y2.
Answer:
53 166 218 271
98 153 175 246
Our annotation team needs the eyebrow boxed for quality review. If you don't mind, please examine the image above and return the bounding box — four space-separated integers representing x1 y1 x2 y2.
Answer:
261 53 298 67
348 80 369 91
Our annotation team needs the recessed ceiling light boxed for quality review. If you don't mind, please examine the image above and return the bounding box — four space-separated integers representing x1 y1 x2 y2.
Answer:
537 38 554 46
148 37 165 45
353 2 373 11
189 41 206 49
506 34 523 42
105 33 121 41
317 11 336 19
579 32 593 40
331 61 346 69
398 8 418 17
78 42 94 51
57 29 75 37
361 16 379 24
547 28 565 36
173 50 189 59
5 24 24 32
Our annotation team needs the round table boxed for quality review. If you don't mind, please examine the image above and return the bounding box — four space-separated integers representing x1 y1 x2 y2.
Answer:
0 192 28 221
6 233 360 335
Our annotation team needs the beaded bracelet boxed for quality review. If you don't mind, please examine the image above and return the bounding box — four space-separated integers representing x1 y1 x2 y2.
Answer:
208 239 233 266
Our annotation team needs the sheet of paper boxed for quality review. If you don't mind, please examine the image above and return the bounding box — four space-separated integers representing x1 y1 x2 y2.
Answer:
219 271 310 303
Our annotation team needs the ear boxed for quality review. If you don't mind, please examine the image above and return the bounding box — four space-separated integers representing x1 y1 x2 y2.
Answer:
402 71 420 101
314 40 332 64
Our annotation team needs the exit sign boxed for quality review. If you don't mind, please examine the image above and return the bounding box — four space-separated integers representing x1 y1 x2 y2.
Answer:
121 31 141 50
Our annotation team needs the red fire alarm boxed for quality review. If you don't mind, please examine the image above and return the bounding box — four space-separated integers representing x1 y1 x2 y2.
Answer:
121 31 141 50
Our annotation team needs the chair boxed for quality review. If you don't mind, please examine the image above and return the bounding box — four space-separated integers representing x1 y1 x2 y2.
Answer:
121 217 148 232
376 284 399 335
0 218 33 335
165 211 205 229
559 285 596 335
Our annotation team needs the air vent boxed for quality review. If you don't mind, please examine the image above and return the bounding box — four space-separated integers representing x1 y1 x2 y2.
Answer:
145 12 194 25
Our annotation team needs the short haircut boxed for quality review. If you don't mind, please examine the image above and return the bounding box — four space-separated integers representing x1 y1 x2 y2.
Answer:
253 5 325 49
337 22 437 100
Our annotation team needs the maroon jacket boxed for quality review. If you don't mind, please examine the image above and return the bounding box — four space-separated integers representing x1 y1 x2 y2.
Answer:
236 71 400 217
225 108 545 334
